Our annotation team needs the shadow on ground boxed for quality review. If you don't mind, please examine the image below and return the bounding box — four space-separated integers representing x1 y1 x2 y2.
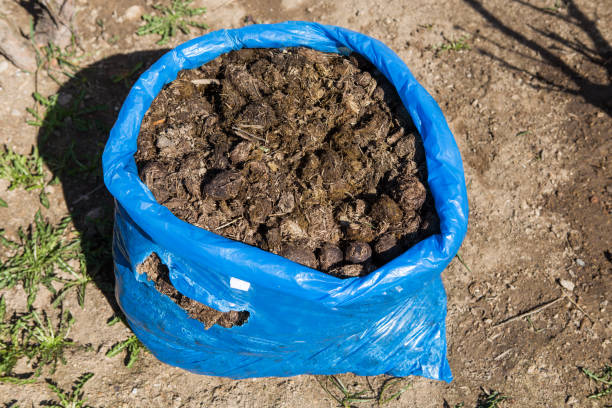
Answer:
36 50 167 313
462 0 611 114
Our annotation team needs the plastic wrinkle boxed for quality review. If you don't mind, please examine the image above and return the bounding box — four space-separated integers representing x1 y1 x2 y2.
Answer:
102 21 468 381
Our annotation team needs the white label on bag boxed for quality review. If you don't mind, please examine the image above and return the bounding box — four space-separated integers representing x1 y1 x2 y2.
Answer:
230 277 250 291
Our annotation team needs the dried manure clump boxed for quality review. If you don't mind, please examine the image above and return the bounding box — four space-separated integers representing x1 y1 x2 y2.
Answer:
137 253 249 329
136 47 439 278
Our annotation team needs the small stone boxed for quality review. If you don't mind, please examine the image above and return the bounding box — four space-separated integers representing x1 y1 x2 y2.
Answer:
468 281 486 300
345 242 372 263
318 245 343 270
203 170 244 200
281 245 317 269
565 395 579 405
124 5 143 21
558 279 575 292
576 258 585 267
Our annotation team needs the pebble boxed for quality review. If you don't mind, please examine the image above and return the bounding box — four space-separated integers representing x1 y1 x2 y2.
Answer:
0 60 9 74
565 395 579 405
124 5 143 21
576 258 585 267
559 279 575 292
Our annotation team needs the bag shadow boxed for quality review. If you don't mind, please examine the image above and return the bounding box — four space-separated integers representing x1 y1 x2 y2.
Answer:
36 49 168 313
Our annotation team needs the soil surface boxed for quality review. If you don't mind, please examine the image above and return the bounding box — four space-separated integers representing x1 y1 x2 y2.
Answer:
137 253 249 328
0 0 610 407
135 47 437 278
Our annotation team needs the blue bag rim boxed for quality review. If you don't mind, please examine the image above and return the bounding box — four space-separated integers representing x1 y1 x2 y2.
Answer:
102 21 468 306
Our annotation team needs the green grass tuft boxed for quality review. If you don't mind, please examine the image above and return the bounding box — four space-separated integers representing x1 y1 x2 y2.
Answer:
476 389 509 408
26 90 106 143
29 310 75 374
455 252 473 274
36 40 82 85
46 372 94 408
0 302 76 382
137 0 208 45
0 146 47 207
315 375 412 407
0 146 45 191
0 212 79 309
0 298 36 384
105 335 147 368
583 364 612 399
434 36 471 53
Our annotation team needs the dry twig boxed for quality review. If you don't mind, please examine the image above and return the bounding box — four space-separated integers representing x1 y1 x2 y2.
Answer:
492 295 564 328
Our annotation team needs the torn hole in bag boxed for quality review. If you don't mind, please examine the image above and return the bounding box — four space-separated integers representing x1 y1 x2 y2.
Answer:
137 253 249 329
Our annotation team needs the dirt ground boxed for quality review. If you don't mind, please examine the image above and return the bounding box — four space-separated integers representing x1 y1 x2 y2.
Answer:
0 0 610 406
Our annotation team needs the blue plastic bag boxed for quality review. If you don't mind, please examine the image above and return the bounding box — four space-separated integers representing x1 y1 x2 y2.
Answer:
102 21 468 381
